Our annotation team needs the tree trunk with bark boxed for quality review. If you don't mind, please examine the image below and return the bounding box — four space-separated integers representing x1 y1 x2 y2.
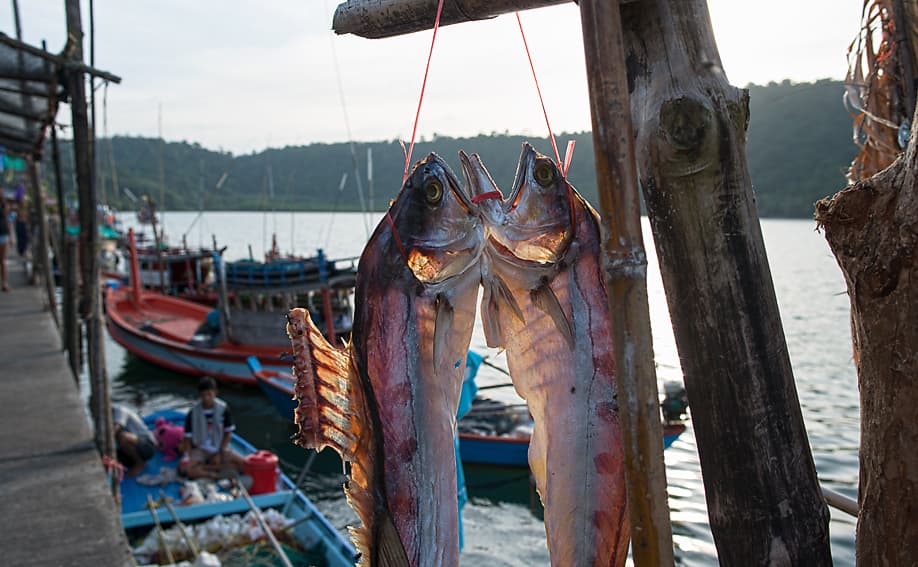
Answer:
815 115 918 567
620 1 832 564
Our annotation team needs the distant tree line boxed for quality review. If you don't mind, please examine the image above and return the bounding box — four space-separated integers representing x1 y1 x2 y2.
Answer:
49 79 857 218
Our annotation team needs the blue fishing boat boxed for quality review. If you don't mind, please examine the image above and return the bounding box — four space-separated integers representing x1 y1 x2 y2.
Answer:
247 357 687 468
120 408 357 566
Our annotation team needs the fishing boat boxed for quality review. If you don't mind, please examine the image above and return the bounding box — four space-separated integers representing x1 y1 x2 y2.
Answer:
121 408 357 566
105 229 354 385
246 356 688 467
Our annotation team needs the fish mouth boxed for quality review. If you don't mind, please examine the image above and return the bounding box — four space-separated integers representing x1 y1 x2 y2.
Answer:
506 142 537 213
458 150 504 216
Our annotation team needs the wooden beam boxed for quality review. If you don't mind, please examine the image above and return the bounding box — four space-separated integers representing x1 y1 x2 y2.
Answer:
0 32 122 83
620 1 831 563
578 2 674 564
332 0 571 38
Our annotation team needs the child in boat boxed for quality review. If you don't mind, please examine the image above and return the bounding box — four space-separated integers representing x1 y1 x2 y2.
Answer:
178 376 246 480
113 404 157 477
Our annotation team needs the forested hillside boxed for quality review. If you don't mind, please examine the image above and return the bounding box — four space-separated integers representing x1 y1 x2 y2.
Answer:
50 79 857 218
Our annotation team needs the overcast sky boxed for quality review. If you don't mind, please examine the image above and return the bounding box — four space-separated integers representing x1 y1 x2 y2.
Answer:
6 0 865 154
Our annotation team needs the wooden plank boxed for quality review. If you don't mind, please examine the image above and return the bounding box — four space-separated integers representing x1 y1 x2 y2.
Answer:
332 0 571 38
577 2 674 565
620 1 831 563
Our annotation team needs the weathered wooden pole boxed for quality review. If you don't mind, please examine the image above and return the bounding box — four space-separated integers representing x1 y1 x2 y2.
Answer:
332 0 569 38
65 0 115 474
578 2 673 564
619 1 831 564
51 114 79 378
815 106 918 567
26 159 60 330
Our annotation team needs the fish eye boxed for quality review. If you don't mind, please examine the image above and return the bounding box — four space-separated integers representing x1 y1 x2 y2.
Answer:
534 162 555 187
424 179 444 205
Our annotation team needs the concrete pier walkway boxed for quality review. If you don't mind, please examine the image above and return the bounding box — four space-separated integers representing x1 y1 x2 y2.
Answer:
0 262 131 566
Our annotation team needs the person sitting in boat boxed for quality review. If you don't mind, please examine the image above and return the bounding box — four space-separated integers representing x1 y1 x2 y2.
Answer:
113 404 157 477
178 376 245 479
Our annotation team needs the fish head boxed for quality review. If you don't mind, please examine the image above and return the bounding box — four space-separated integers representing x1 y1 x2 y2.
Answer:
389 152 482 284
496 142 574 265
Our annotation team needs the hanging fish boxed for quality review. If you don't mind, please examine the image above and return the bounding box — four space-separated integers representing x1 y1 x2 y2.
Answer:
287 153 482 567
460 144 630 567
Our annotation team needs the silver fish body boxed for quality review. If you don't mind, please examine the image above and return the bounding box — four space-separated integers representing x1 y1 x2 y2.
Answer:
288 153 482 567
462 144 630 567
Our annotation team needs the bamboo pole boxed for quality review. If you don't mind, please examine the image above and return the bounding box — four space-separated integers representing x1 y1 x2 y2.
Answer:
620 1 830 563
26 159 60 330
577 2 673 564
51 106 80 379
65 0 116 495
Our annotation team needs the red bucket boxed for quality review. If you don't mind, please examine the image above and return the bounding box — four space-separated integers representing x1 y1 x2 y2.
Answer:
244 450 279 495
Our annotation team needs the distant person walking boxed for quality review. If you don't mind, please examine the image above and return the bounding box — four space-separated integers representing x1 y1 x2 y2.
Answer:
0 197 11 291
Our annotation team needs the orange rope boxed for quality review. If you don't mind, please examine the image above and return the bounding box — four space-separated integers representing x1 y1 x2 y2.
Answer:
402 0 447 183
516 12 562 166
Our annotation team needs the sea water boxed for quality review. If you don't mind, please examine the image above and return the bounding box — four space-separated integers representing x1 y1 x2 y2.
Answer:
101 211 858 566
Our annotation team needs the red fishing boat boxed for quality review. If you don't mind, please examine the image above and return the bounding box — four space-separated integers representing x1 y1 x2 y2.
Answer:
105 229 354 385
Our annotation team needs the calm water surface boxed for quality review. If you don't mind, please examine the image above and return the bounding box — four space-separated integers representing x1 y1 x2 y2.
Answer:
98 211 858 566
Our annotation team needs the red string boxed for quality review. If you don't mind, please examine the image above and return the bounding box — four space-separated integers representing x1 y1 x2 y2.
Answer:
385 211 409 264
403 0 447 183
102 454 124 482
471 190 503 204
562 140 576 176
516 12 562 167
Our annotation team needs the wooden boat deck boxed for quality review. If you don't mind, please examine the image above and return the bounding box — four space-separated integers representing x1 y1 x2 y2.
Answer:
0 262 132 566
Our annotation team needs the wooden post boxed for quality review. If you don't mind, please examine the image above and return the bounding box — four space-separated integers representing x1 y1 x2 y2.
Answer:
577 2 673 564
815 106 918 566
620 1 830 563
26 159 60 330
64 238 81 379
213 235 233 343
65 0 116 490
127 229 142 306
51 109 79 377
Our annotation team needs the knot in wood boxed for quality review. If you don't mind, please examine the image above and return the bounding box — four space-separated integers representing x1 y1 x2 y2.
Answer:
660 97 712 152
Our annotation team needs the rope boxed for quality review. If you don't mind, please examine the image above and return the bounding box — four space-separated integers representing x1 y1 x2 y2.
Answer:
102 454 125 482
402 0 446 183
516 12 561 166
385 211 409 264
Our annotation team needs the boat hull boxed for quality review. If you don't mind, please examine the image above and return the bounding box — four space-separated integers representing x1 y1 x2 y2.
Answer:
105 287 291 385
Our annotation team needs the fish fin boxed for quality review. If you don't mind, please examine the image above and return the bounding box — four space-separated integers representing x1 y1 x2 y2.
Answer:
373 512 411 567
286 308 360 461
434 294 454 369
481 274 524 349
531 283 574 350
